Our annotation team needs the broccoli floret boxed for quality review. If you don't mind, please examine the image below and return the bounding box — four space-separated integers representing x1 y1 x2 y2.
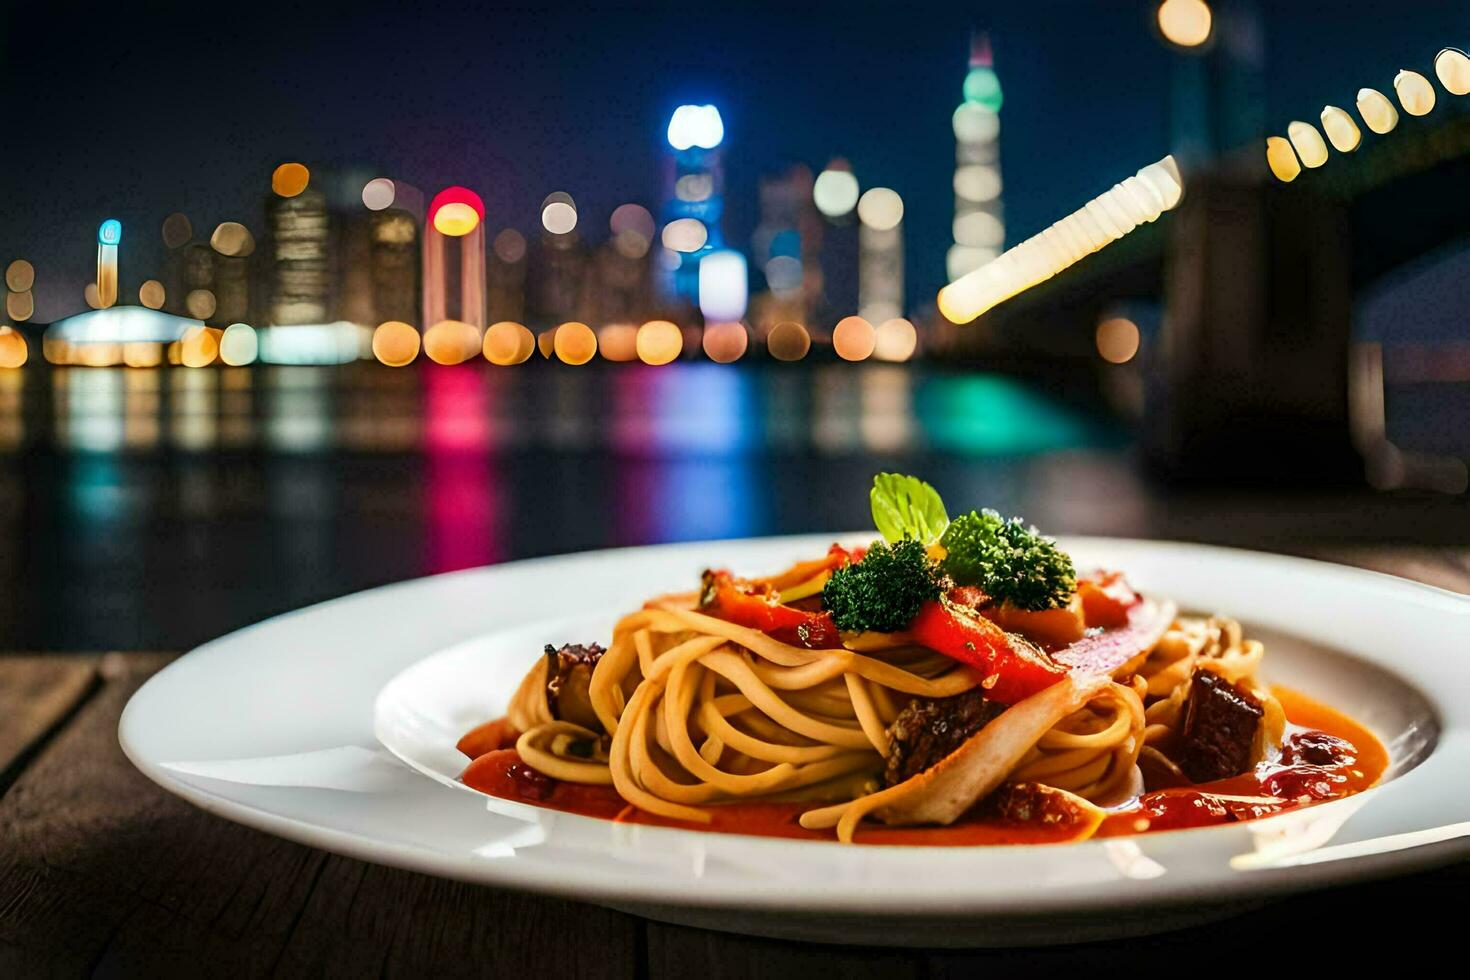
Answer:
940 510 1076 611
821 539 943 634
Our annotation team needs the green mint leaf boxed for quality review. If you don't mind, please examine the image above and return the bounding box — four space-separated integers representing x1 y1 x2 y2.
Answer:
870 473 950 546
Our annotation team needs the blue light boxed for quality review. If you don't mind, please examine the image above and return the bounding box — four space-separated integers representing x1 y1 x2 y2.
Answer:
666 105 724 150
97 219 122 246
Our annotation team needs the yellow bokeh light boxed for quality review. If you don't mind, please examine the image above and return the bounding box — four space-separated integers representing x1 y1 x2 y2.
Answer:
423 320 480 365
702 322 748 363
179 326 219 367
832 315 876 362
139 279 166 309
5 259 34 292
1393 69 1436 116
1286 121 1329 168
84 283 102 309
661 218 708 253
873 318 917 362
537 328 556 359
635 320 683 366
597 323 639 362
373 320 421 367
1356 87 1399 134
432 202 480 237
1156 0 1212 48
272 162 310 198
767 321 810 362
1435 48 1470 96
1320 106 1361 153
1265 136 1301 183
210 221 256 257
1096 317 1141 364
483 321 535 366
553 322 597 365
856 188 903 231
0 327 28 369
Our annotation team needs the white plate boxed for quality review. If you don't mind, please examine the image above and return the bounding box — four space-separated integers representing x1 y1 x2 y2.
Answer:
121 535 1470 946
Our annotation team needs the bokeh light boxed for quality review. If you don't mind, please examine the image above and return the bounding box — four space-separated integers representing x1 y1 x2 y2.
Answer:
372 320 421 366
667 104 724 150
636 320 683 365
162 212 192 249
186 289 217 319
661 218 708 252
97 219 122 246
122 342 162 368
597 323 639 362
674 174 713 202
271 162 311 198
1156 0 1212 48
178 325 219 367
1320 106 1362 152
702 322 748 363
813 168 860 219
953 164 1002 203
952 103 1000 143
219 323 259 366
139 280 166 309
698 249 748 322
210 221 256 257
84 283 102 309
1265 136 1301 182
0 326 27 369
1096 316 1141 364
362 177 396 211
857 188 903 231
833 315 876 361
1286 121 1329 168
873 317 918 362
1393 69 1436 116
428 187 485 237
5 259 35 292
553 321 597 365
1435 48 1470 96
1356 87 1399 134
492 228 527 263
541 192 578 235
610 204 655 258
483 321 535 365
423 320 480 365
537 328 557 359
767 321 810 362
6 292 34 322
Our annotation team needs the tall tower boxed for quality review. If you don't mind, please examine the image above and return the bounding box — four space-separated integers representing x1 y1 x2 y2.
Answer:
948 34 1005 284
661 104 726 306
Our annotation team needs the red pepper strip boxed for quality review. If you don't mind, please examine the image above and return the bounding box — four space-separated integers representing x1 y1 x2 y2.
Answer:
700 571 841 649
906 601 1066 705
1052 597 1176 677
1078 570 1140 629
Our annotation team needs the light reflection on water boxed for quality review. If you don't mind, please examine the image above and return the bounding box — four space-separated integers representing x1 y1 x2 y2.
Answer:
0 362 1126 648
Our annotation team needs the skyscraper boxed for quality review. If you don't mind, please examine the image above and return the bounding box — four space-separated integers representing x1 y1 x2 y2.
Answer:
948 34 1005 284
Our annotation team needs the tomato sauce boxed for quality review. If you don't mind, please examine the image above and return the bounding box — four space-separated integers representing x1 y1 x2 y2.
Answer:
458 686 1387 845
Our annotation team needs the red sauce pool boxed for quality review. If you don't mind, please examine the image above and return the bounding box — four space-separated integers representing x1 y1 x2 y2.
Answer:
457 687 1387 845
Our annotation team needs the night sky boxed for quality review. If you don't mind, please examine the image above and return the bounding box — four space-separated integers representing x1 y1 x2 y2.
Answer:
3 1 1466 322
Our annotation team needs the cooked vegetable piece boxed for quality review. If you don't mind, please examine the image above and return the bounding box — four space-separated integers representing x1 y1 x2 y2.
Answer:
905 601 1066 704
545 643 606 732
1078 570 1140 628
1176 668 1264 783
701 570 841 649
821 539 943 634
940 509 1077 611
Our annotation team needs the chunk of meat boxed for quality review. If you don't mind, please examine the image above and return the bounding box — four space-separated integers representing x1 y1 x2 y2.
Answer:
544 643 605 732
1176 668 1263 783
883 690 1005 787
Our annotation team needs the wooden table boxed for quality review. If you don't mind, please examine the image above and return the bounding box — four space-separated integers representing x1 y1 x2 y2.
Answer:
3 546 1467 976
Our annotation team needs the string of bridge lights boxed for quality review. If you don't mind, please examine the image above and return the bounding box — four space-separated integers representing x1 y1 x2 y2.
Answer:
1266 46 1470 182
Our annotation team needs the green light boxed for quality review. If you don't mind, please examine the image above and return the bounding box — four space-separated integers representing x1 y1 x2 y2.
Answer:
963 67 1003 113
916 375 1102 456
